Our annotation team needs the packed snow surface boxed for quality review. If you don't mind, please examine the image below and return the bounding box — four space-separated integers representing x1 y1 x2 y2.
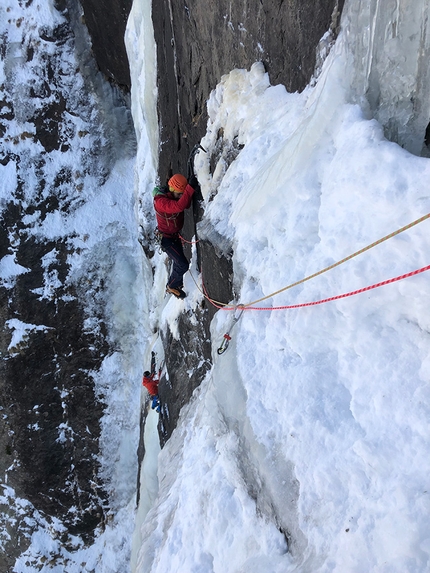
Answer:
133 15 430 573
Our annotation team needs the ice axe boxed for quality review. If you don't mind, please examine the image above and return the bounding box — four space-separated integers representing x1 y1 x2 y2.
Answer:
187 144 206 181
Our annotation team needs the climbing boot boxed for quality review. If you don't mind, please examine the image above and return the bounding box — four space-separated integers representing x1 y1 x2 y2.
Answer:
166 286 186 299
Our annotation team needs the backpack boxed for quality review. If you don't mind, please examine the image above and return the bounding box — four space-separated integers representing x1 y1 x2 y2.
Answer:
152 185 169 198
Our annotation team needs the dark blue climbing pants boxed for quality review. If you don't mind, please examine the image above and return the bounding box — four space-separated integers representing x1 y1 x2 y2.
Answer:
161 235 189 289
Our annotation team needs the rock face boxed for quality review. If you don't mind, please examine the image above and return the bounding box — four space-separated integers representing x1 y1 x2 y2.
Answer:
1 232 109 531
0 1 135 567
79 0 133 89
152 0 345 179
150 0 345 442
71 0 345 442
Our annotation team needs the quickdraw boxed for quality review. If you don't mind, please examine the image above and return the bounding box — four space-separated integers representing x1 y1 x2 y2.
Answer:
217 306 245 355
217 332 232 355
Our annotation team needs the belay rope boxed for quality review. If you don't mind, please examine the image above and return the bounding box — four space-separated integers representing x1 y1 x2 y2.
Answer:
208 212 430 354
180 144 430 355
233 212 430 310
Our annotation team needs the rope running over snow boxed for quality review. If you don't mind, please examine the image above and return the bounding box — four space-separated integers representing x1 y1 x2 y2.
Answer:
240 264 430 310
197 212 430 310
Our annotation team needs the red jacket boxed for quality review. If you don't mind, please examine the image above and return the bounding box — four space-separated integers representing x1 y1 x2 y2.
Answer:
142 374 159 396
154 184 195 235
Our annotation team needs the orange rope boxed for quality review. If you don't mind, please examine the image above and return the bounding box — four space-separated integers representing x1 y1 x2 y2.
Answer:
198 212 430 310
241 264 430 310
180 234 200 245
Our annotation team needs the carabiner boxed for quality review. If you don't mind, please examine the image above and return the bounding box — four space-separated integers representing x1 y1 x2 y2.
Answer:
217 333 232 355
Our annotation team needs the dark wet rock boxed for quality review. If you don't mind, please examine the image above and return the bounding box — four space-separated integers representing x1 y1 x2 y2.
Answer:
152 0 345 181
33 96 67 152
158 307 212 445
0 231 111 568
39 21 73 44
1 232 109 538
78 0 133 90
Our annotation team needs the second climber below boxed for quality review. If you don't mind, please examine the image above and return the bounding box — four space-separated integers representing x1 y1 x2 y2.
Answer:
153 173 197 299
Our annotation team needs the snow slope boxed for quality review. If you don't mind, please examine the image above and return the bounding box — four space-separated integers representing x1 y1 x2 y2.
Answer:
131 4 430 573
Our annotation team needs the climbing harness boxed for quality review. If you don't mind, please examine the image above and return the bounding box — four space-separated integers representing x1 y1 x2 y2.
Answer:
217 305 245 355
154 204 182 230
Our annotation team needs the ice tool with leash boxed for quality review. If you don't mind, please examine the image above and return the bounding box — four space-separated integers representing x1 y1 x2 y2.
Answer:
187 143 206 181
150 350 165 374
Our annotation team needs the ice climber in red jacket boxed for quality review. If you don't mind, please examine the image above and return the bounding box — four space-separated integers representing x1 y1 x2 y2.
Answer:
153 173 197 299
142 370 160 412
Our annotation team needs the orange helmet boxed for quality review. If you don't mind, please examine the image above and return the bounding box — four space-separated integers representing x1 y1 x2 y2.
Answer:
168 174 188 193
